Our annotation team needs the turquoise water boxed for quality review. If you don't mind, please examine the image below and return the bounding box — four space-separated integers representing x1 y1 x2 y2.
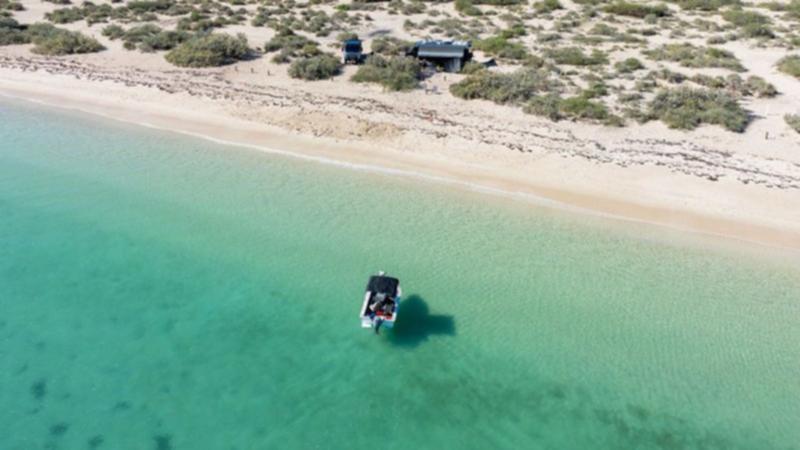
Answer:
1 99 799 450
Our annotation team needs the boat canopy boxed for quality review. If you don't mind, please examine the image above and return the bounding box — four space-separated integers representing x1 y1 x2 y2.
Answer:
366 275 399 297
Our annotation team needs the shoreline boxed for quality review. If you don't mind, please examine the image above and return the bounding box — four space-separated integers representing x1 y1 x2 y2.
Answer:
1 70 799 252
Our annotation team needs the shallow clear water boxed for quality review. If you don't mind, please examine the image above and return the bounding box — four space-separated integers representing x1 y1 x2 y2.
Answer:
1 99 799 450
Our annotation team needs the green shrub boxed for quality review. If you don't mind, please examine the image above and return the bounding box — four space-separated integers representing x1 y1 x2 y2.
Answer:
289 53 342 80
722 9 774 38
744 75 778 97
648 87 749 132
110 24 188 52
645 43 745 72
449 68 561 105
650 68 687 83
785 114 800 134
474 35 528 60
460 61 485 74
559 95 610 120
26 23 104 55
472 0 521 4
337 32 359 43
523 93 617 124
534 0 562 13
524 95 562 120
165 32 249 67
351 55 421 91
615 57 645 73
785 0 800 19
0 0 23 11
777 55 800 79
454 0 482 16
45 7 85 24
0 17 28 45
670 0 739 10
604 1 670 18
126 0 175 14
102 24 125 39
43 3 121 26
546 47 608 66
371 36 411 56
264 28 319 62
589 23 617 36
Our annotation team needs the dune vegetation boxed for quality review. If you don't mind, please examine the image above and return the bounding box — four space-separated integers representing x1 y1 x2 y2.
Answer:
3 0 800 133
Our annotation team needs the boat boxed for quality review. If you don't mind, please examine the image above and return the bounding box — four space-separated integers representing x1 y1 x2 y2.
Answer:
359 271 401 333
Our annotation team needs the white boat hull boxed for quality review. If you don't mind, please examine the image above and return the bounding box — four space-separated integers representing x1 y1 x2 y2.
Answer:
359 281 401 330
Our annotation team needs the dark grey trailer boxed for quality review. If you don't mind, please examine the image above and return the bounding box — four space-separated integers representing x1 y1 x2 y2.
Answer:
407 40 472 73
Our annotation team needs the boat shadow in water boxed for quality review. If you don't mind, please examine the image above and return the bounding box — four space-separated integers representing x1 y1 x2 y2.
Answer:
387 295 455 347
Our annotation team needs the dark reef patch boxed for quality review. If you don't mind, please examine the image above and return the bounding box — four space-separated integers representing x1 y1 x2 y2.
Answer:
50 422 69 437
154 434 172 450
31 379 47 400
88 435 105 448
112 401 131 412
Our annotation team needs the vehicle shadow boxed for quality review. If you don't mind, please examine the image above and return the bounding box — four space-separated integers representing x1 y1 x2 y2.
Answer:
387 295 455 347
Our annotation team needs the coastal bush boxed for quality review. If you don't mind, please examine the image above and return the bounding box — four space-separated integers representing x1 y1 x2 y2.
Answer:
370 37 412 56
615 57 645 73
558 95 610 120
523 93 619 124
669 0 739 10
176 10 242 33
0 0 23 12
474 35 528 60
109 24 189 52
454 0 482 16
27 23 105 55
289 53 342 80
524 94 562 121
450 68 561 105
45 7 85 24
126 0 175 14
722 9 774 38
777 55 800 79
263 28 319 63
689 74 776 97
604 1 670 18
165 32 249 67
534 0 563 13
651 68 688 84
589 23 617 36
44 3 121 25
546 47 608 66
743 75 778 97
785 0 800 20
102 24 125 40
644 43 745 72
351 55 421 91
337 32 359 43
785 114 800 134
0 17 28 46
648 87 749 132
460 60 485 75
